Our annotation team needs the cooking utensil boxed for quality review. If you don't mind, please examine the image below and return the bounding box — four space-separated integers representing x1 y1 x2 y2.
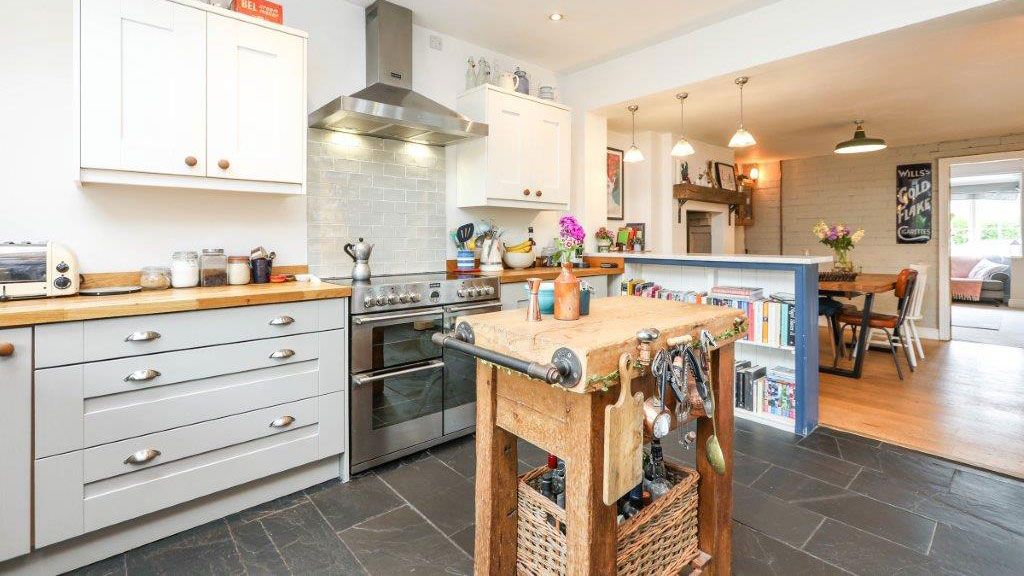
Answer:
455 223 474 248
602 353 644 505
344 238 373 281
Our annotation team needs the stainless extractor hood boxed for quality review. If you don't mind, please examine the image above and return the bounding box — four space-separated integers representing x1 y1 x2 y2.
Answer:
308 0 487 145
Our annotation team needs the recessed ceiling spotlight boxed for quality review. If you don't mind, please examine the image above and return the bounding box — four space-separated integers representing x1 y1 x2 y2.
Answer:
548 13 564 21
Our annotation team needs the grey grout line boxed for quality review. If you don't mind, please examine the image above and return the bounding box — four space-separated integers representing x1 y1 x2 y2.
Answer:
740 520 857 576
799 517 826 550
255 518 294 575
222 518 251 576
120 552 128 576
844 466 863 489
306 495 371 576
924 521 939 557
747 462 773 487
375 467 475 562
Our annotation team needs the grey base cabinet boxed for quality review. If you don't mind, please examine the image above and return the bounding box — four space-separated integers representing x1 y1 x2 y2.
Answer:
0 328 31 562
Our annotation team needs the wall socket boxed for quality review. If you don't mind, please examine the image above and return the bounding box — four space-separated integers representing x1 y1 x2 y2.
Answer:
429 34 443 51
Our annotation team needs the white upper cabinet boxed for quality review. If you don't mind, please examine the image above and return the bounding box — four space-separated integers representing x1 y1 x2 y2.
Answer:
207 13 305 184
456 85 571 210
78 0 307 195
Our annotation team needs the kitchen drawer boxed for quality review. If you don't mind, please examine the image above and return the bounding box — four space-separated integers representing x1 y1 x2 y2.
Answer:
35 392 347 547
36 330 347 458
34 299 346 367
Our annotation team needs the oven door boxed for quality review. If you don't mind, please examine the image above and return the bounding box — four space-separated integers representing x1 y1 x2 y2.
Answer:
442 301 503 434
351 308 444 374
351 360 445 469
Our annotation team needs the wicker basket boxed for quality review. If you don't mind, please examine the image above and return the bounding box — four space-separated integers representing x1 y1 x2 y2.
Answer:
516 461 700 576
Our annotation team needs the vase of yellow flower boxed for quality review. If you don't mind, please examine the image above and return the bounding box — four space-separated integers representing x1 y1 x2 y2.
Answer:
812 221 865 273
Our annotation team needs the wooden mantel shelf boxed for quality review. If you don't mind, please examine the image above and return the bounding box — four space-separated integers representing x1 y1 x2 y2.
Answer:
672 182 745 205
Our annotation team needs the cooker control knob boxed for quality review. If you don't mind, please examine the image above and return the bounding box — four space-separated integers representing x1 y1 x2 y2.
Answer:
375 295 387 306
56 262 70 273
53 276 72 290
387 293 399 304
398 293 410 303
410 293 422 302
363 296 374 309
468 287 479 297
483 286 495 296
457 289 467 298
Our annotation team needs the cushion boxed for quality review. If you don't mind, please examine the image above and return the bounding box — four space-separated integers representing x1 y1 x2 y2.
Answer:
967 259 1010 280
951 255 981 278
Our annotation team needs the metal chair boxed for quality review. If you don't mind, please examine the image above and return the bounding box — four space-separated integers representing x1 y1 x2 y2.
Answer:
839 269 918 380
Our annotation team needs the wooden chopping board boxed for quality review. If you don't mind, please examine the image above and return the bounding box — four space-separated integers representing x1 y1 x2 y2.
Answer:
602 353 644 505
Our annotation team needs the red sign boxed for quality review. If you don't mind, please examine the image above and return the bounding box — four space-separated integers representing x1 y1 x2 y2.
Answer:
233 0 283 24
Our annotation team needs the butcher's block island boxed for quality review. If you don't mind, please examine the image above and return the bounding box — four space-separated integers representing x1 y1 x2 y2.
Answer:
446 296 744 576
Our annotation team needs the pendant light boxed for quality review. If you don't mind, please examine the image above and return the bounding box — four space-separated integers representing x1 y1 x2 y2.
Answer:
670 93 696 157
624 104 645 163
728 76 756 148
834 120 887 154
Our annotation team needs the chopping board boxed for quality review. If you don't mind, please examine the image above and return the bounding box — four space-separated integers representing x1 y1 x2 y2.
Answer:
602 353 644 505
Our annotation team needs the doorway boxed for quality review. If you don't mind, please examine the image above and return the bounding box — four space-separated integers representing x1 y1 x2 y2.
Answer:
938 152 1024 346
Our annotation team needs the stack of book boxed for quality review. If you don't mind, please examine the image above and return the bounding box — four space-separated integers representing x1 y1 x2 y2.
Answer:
765 365 797 419
618 279 705 302
734 360 767 413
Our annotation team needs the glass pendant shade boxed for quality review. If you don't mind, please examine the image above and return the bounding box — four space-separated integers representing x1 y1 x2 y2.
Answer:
624 145 645 163
835 121 887 154
728 127 756 148
670 138 695 158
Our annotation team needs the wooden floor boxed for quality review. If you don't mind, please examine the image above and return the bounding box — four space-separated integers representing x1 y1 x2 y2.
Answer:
818 329 1024 479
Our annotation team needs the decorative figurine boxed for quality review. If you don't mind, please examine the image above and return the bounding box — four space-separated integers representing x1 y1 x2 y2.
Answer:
680 161 691 184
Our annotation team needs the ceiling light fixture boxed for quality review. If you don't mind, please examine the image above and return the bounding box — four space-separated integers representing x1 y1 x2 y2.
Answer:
548 12 564 21
624 104 644 163
670 92 696 158
834 120 887 154
728 76 756 148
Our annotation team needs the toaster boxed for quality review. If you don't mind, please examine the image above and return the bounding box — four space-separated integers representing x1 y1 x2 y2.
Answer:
0 241 80 300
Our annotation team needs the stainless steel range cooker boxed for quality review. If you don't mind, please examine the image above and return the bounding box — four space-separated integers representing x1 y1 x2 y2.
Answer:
325 272 501 473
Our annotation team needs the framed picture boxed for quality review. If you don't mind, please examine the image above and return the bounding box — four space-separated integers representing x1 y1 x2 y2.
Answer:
714 162 737 191
626 222 646 251
607 148 625 220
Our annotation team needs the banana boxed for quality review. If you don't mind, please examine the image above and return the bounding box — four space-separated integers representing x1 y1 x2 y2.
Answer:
504 239 534 253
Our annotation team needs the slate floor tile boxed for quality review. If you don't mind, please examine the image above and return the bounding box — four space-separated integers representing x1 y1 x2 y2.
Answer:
733 450 772 486
796 430 841 458
62 554 126 576
259 501 365 576
751 465 847 502
226 518 289 576
875 445 957 493
815 426 882 448
734 416 801 443
927 521 1024 576
376 453 475 536
735 428 861 486
429 433 477 479
450 524 475 556
225 488 309 527
126 519 244 576
731 482 824 548
732 521 850 576
795 431 882 473
913 495 1023 546
517 438 549 467
803 519 932 576
940 468 1024 537
849 468 933 511
306 473 403 532
340 505 473 576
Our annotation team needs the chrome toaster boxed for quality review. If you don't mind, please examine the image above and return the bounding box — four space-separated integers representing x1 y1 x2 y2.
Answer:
0 241 80 300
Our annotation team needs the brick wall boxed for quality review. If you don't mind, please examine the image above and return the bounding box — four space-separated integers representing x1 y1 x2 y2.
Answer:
750 133 1024 330
306 129 447 278
743 161 782 255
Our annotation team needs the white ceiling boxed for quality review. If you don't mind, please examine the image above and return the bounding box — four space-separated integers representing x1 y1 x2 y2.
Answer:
603 1 1024 163
345 0 780 73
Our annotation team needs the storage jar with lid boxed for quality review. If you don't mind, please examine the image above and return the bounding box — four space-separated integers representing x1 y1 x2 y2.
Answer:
227 256 251 285
199 248 228 287
170 251 200 288
140 266 171 290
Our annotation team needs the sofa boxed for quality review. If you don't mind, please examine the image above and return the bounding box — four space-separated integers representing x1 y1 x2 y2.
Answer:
951 254 1012 304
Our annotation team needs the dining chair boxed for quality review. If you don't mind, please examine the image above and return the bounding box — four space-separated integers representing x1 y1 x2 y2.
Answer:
905 263 928 362
839 269 918 380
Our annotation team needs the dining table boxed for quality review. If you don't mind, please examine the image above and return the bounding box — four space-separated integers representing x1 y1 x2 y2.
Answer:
818 273 899 378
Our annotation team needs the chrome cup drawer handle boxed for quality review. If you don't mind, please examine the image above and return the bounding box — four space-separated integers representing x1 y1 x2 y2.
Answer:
124 448 161 465
269 349 295 359
124 369 161 382
125 331 161 342
269 315 295 326
270 415 295 428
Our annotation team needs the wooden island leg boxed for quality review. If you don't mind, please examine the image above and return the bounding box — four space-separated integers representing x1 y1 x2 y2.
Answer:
474 364 519 576
697 344 735 576
564 389 618 576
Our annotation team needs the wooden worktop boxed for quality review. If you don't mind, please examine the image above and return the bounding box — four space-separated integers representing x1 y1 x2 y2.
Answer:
0 281 352 328
447 256 624 284
460 295 744 393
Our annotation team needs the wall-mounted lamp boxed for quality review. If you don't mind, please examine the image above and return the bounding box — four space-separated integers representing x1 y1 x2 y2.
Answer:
748 167 760 181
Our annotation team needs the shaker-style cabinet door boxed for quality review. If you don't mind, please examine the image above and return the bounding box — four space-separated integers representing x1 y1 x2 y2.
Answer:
0 328 31 562
485 91 530 201
206 14 305 185
79 0 206 176
527 106 570 205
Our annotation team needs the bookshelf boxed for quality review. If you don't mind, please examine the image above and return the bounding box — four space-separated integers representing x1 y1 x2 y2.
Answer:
599 253 829 435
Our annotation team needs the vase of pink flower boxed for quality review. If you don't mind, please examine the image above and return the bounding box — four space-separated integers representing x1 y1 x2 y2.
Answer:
554 216 585 320
813 220 865 272
595 227 614 252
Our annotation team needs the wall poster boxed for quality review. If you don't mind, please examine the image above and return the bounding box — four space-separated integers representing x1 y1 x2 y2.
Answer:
896 163 932 244
607 148 625 220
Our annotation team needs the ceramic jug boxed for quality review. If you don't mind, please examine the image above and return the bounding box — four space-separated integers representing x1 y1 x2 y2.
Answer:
498 71 518 91
343 238 373 281
513 67 530 95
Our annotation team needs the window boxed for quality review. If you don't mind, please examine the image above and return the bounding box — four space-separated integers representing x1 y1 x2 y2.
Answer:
950 195 1022 256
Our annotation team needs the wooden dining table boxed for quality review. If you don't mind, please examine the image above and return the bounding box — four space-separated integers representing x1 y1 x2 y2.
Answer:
819 273 899 378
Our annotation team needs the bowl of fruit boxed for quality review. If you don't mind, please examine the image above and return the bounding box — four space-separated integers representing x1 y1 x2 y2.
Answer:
502 239 536 269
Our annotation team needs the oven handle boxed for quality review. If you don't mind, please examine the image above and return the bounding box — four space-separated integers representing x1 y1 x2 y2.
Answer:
445 302 503 313
353 309 443 325
352 361 445 387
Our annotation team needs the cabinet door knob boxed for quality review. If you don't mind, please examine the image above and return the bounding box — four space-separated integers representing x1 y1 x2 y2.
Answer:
218 159 230 170
124 448 161 465
270 349 295 359
535 190 543 197
125 331 161 342
523 189 531 196
270 415 295 428
184 156 198 167
269 315 295 326
0 342 13 357
124 369 161 382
